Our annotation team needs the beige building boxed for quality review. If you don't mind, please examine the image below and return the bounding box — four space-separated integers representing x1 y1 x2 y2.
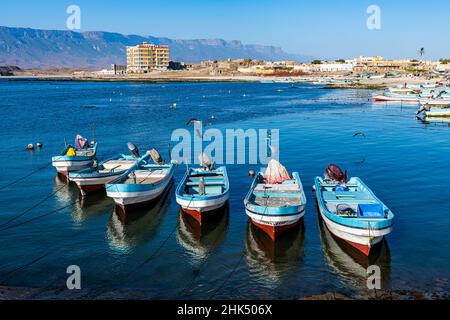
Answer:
126 42 170 73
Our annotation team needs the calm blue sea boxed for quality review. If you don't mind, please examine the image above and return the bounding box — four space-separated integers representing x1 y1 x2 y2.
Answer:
0 79 449 299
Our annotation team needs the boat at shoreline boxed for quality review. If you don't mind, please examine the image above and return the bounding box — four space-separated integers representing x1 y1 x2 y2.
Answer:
105 151 176 212
313 164 394 256
175 166 229 224
51 142 98 177
244 159 306 240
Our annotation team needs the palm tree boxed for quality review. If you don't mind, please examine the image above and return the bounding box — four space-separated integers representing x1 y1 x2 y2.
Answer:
419 47 425 59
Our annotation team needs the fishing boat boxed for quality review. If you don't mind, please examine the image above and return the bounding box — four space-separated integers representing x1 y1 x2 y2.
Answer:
418 98 450 107
422 106 450 117
51 135 97 176
68 143 142 196
313 164 394 256
373 91 433 103
106 149 176 212
175 154 229 223
244 159 306 240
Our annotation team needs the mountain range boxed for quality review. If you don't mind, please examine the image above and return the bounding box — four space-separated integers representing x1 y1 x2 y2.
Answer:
0 26 313 69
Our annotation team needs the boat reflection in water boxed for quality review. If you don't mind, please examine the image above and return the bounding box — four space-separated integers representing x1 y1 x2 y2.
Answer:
54 175 112 223
244 220 305 287
318 218 391 290
106 183 173 252
176 203 229 266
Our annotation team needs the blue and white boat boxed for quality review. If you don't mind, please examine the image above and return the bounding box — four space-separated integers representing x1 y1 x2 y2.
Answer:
313 165 394 256
244 160 306 240
106 152 176 212
69 143 142 196
51 142 98 177
176 166 229 223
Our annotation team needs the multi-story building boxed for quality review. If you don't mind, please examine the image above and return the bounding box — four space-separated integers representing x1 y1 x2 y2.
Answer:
126 42 170 73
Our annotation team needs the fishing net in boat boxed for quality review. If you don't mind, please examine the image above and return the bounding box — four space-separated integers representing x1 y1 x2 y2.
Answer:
74 134 89 149
325 164 347 183
199 152 214 170
148 148 164 165
263 159 290 184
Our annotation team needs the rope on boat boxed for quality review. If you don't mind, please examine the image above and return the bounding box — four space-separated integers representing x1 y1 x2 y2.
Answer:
0 162 52 191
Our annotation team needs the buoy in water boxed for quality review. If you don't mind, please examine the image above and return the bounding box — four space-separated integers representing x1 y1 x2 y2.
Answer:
27 143 34 150
36 142 43 148
249 169 255 177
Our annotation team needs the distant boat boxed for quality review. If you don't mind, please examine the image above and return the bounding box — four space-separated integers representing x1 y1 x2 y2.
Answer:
418 98 450 107
51 142 98 177
423 106 450 117
244 160 306 240
313 164 394 256
106 151 176 212
175 166 229 224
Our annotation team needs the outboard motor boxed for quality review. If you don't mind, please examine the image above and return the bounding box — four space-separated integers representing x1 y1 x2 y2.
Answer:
325 164 347 183
127 142 140 158
148 148 164 165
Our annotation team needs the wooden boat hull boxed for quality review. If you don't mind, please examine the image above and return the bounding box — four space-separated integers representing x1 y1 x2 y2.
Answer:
51 143 98 176
425 109 450 117
244 171 307 241
246 209 305 240
107 177 173 210
175 166 230 224
317 205 387 255
372 95 419 103
313 177 394 256
69 172 125 195
180 198 229 224
106 160 175 213
51 159 95 176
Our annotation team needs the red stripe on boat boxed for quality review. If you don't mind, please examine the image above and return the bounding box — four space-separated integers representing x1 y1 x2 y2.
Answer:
251 219 299 241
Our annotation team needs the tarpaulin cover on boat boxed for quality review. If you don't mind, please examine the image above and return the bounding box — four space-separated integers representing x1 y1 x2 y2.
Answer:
75 134 89 149
357 203 385 218
263 159 290 184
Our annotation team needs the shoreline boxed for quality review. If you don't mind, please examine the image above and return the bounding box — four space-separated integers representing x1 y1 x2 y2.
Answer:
0 286 447 300
2 74 445 89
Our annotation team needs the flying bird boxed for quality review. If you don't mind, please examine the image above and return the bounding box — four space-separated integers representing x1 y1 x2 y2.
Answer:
353 132 366 138
186 118 202 126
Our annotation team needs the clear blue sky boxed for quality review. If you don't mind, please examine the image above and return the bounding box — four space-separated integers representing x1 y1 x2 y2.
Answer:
2 0 449 59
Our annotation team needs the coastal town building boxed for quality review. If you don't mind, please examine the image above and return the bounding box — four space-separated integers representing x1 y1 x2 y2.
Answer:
352 56 412 74
319 63 354 72
126 42 170 73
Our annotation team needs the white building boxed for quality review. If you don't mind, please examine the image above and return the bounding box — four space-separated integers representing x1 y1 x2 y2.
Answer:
319 63 354 72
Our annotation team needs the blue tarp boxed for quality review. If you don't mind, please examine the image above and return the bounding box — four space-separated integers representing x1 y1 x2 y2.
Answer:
357 203 385 218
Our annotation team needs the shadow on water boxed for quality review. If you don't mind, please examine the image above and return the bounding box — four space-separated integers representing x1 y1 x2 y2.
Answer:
106 183 173 252
318 217 391 291
244 220 305 287
53 174 112 223
176 203 229 266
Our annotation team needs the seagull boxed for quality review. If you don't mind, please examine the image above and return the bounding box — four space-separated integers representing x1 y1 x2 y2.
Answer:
186 118 202 126
353 132 366 138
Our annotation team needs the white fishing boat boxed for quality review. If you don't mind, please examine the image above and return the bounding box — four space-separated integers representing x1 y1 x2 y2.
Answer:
51 135 97 176
69 143 141 196
313 164 394 256
106 150 176 212
244 159 306 240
